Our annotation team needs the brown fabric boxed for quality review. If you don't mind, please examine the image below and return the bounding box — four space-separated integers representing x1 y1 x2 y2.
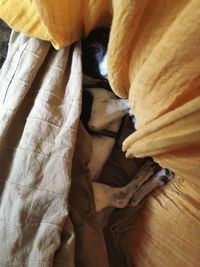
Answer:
69 117 149 267
69 123 109 267
98 116 148 267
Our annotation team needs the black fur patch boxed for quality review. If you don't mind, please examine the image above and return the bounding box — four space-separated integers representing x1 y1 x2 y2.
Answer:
81 90 94 127
82 28 110 79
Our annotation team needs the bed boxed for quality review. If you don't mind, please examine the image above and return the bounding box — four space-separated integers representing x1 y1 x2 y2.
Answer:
0 1 199 266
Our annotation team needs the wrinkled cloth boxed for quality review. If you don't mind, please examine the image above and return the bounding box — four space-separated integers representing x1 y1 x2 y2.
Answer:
0 0 199 185
0 31 82 267
69 122 109 267
0 1 200 266
69 117 148 267
129 177 200 267
98 116 145 267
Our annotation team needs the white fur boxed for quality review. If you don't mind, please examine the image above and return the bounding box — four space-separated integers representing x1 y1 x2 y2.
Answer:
85 88 130 180
83 86 173 213
99 53 108 78
86 88 130 131
130 169 173 207
88 120 121 180
93 162 173 212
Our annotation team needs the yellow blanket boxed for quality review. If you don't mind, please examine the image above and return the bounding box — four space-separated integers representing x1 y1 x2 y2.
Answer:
1 0 200 266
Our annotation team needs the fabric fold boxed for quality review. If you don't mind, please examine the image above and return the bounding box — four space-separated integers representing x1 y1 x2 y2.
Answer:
0 31 82 267
0 1 200 266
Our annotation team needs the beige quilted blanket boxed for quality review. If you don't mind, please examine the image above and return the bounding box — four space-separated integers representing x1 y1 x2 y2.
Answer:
0 31 82 266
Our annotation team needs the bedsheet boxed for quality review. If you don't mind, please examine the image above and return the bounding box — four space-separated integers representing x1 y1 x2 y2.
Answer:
0 0 199 183
0 1 200 266
0 31 82 266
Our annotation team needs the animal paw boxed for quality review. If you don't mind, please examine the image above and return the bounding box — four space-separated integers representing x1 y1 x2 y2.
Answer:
153 168 174 186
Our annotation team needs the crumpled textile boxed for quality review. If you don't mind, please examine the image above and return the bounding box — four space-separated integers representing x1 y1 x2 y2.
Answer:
69 123 109 267
0 31 82 267
69 116 148 267
0 1 200 266
0 0 199 186
0 29 142 267
98 116 145 267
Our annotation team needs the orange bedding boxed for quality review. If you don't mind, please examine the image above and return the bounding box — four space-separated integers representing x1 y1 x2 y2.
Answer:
0 0 199 266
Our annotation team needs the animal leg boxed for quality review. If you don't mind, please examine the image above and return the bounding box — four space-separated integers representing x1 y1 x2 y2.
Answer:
130 168 174 207
92 160 157 212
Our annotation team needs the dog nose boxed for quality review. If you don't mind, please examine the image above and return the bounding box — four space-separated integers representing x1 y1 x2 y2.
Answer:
164 168 170 176
163 168 174 177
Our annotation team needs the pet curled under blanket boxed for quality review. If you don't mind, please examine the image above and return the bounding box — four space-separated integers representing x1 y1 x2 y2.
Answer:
0 1 200 266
